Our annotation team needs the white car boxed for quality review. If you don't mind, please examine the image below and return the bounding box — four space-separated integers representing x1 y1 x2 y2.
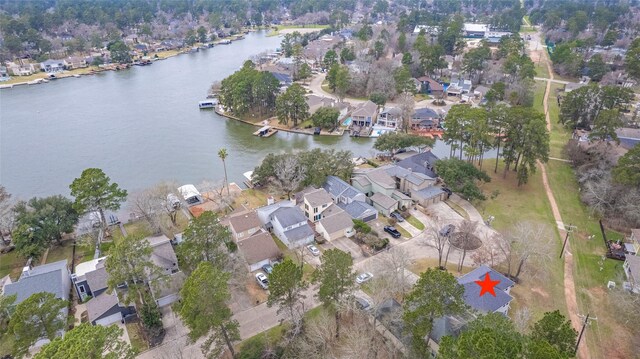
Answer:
356 272 373 284
307 244 320 256
255 272 269 289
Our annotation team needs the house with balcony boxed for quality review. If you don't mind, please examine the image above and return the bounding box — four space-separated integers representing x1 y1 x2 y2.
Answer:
377 107 402 129
323 176 378 222
350 101 379 135
301 188 355 241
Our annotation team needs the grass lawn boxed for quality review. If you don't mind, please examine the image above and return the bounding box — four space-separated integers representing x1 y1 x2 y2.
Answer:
382 216 411 238
534 62 549 78
547 83 570 158
408 258 473 275
233 189 270 211
268 24 329 36
0 334 13 358
111 220 153 243
481 160 568 323
405 215 425 231
126 323 149 353
237 321 289 354
0 250 25 279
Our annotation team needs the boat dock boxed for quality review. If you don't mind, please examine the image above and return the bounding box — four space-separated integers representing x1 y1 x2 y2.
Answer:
253 125 278 137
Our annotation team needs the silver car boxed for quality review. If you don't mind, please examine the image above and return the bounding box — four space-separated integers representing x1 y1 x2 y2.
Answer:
255 272 269 289
356 272 373 284
307 244 320 256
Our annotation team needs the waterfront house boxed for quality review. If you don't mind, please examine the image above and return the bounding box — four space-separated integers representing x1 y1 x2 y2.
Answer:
237 230 282 271
72 257 108 301
7 61 37 76
305 95 350 120
64 56 88 69
411 108 441 130
152 271 186 307
323 176 378 222
351 100 378 128
40 59 66 73
86 291 135 326
146 235 180 276
228 211 262 241
457 265 515 315
377 107 402 129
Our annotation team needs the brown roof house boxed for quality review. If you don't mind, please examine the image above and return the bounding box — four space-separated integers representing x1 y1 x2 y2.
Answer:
238 230 282 271
228 211 262 241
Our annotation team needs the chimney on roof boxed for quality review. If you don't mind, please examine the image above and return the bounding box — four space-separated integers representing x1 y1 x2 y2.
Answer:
267 196 275 205
21 258 34 277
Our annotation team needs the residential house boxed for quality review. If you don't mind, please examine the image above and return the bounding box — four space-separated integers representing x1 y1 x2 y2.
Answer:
377 107 402 129
72 257 108 301
413 25 440 36
228 211 262 241
7 60 37 76
269 71 293 87
304 35 341 65
370 192 398 216
64 56 88 69
237 230 282 271
86 291 134 326
352 164 442 208
0 66 8 79
257 201 314 248
395 151 440 178
411 108 441 130
623 255 640 294
473 85 490 101
351 100 378 128
303 188 334 222
2 260 70 344
146 235 180 276
40 59 66 73
305 94 350 120
416 77 444 98
323 176 378 222
152 271 186 307
463 23 489 38
446 78 473 96
457 265 515 315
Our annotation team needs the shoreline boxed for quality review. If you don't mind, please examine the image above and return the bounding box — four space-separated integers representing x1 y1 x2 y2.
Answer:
0 33 251 90
214 107 350 138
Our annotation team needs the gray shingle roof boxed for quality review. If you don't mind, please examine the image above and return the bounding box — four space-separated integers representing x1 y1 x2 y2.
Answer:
87 292 119 323
282 224 314 243
457 265 515 291
351 100 378 117
146 235 179 273
412 187 445 200
228 211 262 234
272 207 307 228
318 208 353 233
323 176 361 200
396 151 439 178
3 260 69 304
338 201 377 220
412 107 439 120
370 192 397 209
457 265 514 314
304 189 333 207
86 262 109 293
238 231 282 264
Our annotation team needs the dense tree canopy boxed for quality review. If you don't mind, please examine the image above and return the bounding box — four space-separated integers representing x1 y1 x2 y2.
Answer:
612 145 640 187
276 83 309 127
177 211 232 273
373 132 435 154
69 168 127 233
219 60 279 117
559 84 634 130
436 159 491 201
35 323 134 359
311 107 340 129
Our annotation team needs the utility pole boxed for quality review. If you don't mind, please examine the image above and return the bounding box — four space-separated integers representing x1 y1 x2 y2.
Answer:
574 313 597 356
560 224 576 258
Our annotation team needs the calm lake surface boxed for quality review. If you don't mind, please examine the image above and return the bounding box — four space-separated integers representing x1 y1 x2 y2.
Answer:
1 31 457 201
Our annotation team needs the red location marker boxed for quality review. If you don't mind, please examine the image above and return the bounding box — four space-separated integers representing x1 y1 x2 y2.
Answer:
475 273 501 297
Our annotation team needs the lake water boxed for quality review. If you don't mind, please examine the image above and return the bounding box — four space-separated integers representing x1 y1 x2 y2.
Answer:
0 30 458 201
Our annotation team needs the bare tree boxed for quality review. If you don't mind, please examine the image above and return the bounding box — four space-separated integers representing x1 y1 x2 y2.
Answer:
273 155 306 199
0 186 16 245
497 221 553 280
378 246 413 299
287 308 336 358
513 307 532 333
471 232 500 267
197 180 236 211
424 220 450 269
451 220 480 272
398 92 415 133
128 188 163 235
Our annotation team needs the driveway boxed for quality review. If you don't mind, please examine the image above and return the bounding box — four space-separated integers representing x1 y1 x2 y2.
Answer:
322 236 365 263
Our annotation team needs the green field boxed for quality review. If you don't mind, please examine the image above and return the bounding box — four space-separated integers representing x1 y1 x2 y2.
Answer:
405 215 425 231
268 24 329 36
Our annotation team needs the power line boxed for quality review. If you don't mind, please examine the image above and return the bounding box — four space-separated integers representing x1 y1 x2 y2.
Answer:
574 313 597 356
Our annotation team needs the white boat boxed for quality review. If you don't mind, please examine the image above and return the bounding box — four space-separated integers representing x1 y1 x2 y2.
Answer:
198 99 218 109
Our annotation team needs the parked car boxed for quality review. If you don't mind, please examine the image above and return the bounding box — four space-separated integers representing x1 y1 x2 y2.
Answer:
390 211 405 222
442 187 453 196
384 226 401 238
356 272 374 284
440 224 455 237
354 296 371 311
307 244 320 256
261 264 273 275
255 272 269 289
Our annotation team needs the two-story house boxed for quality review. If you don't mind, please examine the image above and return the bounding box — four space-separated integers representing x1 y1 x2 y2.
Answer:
303 188 334 222
323 176 378 222
228 211 262 241
351 100 378 128
258 201 314 249
377 107 402 129
352 164 445 212
626 229 640 255
457 265 515 315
